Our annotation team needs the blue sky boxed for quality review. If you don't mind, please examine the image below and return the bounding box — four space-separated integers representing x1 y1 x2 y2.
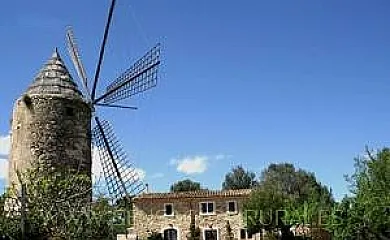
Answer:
1 0 390 200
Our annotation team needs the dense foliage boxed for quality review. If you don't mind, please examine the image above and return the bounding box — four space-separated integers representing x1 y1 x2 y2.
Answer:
0 167 125 239
170 179 202 192
187 208 200 240
259 163 333 206
329 148 390 239
224 221 234 240
222 165 257 190
244 163 334 239
1 148 389 239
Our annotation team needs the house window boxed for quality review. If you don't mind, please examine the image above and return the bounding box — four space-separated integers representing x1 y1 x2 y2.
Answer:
164 203 174 216
227 201 237 213
200 202 215 215
204 229 218 240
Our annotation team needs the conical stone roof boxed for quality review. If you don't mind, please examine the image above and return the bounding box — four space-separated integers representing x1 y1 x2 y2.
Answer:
26 49 83 99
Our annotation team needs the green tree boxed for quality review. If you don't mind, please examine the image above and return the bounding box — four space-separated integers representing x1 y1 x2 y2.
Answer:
244 183 290 237
330 147 390 240
259 163 333 206
222 165 257 190
148 231 163 240
187 209 200 240
1 167 120 239
170 179 201 192
225 221 234 240
0 189 21 239
244 163 334 239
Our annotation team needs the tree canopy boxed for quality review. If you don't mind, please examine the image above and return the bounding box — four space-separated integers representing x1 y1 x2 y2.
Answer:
0 167 123 239
259 163 333 205
244 163 334 239
170 179 202 192
330 147 390 240
222 165 257 190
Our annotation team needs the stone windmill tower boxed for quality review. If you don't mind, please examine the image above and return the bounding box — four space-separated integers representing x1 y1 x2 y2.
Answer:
8 49 91 187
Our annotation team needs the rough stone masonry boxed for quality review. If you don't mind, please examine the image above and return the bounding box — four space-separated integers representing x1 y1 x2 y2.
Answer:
8 49 91 187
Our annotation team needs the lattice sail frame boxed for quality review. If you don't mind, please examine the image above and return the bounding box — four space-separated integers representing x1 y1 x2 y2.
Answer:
92 118 145 201
98 43 161 104
66 27 89 93
64 0 161 201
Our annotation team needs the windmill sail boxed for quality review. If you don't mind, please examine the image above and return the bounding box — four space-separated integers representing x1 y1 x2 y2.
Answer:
92 117 145 201
62 0 161 202
93 43 161 104
66 27 89 94
91 0 118 101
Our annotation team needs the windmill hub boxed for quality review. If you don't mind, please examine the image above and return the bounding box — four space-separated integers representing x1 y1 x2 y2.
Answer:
66 18 160 201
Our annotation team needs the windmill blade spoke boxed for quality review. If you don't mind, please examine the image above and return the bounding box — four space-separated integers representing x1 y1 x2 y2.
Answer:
91 0 117 101
95 103 138 110
92 117 145 201
66 26 90 96
93 43 161 104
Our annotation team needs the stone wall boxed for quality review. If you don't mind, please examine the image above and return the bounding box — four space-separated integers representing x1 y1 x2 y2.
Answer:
8 94 91 186
133 196 248 240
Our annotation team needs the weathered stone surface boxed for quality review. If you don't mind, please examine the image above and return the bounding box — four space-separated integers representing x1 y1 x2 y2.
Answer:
132 190 251 240
26 49 82 99
8 50 91 187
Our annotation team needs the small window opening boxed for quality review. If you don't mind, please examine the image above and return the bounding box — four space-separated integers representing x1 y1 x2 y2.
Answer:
227 201 236 213
22 95 33 108
165 203 174 216
66 107 75 117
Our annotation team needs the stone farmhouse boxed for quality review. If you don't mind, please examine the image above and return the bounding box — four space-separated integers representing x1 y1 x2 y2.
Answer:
128 189 252 240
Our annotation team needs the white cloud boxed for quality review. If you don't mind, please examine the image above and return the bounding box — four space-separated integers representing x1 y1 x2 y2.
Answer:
134 168 146 180
92 146 103 182
0 135 10 157
122 166 146 181
0 159 8 181
92 145 146 183
214 154 232 161
169 153 231 174
0 135 10 181
171 156 208 174
149 172 164 179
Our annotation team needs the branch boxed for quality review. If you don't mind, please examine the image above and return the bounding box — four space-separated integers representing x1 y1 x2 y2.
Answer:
365 145 376 161
54 185 93 204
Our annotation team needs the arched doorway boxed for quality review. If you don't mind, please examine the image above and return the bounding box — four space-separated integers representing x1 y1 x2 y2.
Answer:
163 228 178 240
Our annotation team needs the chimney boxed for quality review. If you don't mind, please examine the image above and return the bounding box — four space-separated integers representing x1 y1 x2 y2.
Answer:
145 183 150 193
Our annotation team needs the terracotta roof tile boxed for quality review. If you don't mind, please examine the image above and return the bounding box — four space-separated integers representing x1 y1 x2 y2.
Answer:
133 189 252 202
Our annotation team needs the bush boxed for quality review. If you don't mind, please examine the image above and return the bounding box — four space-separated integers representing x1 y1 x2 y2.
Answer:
147 231 163 240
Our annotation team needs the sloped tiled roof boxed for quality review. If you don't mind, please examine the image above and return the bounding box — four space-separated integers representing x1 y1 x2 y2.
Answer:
26 49 83 99
133 189 252 202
